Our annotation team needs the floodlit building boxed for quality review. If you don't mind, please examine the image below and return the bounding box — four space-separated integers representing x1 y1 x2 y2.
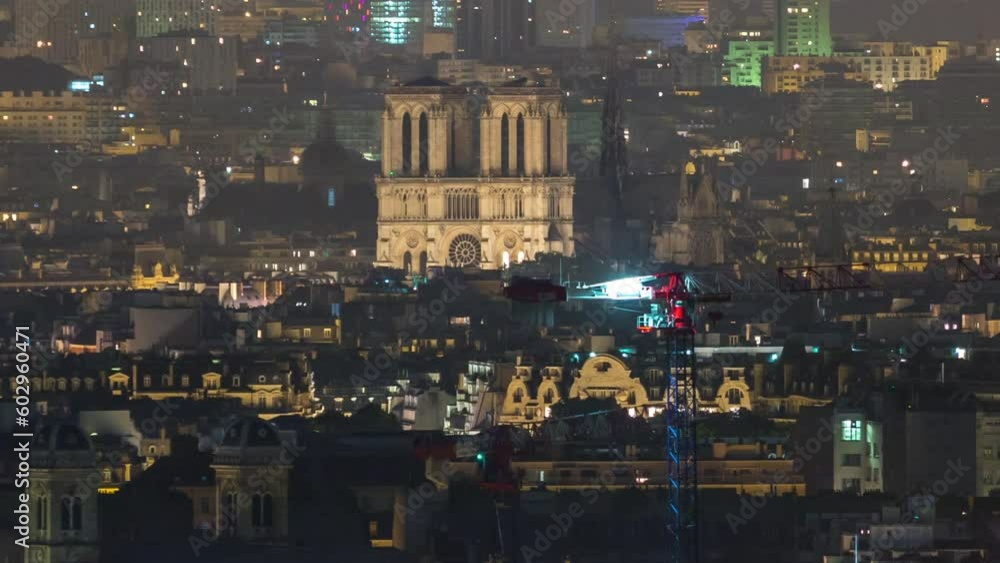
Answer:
832 409 883 494
0 91 89 143
136 0 215 38
28 423 101 563
375 78 574 272
724 39 775 87
774 0 831 56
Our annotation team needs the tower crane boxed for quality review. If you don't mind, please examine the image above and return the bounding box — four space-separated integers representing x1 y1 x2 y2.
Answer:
559 264 876 563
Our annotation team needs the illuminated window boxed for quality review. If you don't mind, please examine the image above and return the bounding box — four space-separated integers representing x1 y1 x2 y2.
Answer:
841 420 861 441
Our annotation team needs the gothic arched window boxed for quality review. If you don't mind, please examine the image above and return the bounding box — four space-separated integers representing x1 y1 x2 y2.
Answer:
60 495 82 531
252 493 274 527
501 114 510 175
516 113 525 176
37 496 48 530
402 113 412 174
418 112 429 175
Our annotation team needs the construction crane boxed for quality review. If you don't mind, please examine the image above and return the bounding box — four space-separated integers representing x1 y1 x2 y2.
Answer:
561 264 875 563
499 259 996 562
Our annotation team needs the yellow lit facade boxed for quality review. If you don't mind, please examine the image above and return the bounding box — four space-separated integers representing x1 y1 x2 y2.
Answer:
0 91 88 143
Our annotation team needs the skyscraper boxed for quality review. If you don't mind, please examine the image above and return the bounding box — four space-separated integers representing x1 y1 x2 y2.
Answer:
455 0 533 60
775 0 830 56
370 0 425 45
136 0 214 38
370 0 453 45
536 0 596 48
656 0 708 16
13 0 81 63
81 0 135 34
430 0 454 29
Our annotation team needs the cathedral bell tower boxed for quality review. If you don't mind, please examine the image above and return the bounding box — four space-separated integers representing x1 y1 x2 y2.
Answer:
652 159 726 266
29 422 101 563
211 417 292 544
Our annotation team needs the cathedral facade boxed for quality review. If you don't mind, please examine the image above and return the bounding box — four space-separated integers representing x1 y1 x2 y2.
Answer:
375 79 575 272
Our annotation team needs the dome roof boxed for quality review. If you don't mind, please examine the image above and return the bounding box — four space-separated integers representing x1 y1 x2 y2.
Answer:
300 142 359 182
221 417 281 449
33 421 92 453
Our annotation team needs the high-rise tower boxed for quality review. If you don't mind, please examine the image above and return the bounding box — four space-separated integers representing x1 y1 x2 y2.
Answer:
774 0 831 56
13 0 81 63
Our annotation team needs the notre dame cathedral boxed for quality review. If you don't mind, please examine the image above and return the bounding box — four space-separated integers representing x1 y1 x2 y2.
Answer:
375 78 575 272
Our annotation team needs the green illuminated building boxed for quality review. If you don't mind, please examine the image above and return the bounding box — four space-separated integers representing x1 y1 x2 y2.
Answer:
775 0 831 56
724 39 775 88
371 0 454 46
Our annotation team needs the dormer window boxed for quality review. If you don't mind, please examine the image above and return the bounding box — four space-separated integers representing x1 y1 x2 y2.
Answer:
181 375 190 387
232 375 241 387
513 388 524 403
143 376 152 388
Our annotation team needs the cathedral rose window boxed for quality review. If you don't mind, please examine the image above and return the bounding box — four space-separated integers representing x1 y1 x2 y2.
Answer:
449 234 481 267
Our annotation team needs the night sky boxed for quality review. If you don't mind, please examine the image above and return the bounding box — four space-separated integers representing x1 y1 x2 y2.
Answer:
831 0 995 41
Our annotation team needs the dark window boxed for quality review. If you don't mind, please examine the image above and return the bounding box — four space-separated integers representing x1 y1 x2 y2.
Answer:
61 496 82 531
252 493 273 527
516 113 525 176
402 113 412 174
546 115 552 175
419 112 429 175
262 494 273 527
501 114 510 175
449 115 456 173
37 497 47 530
